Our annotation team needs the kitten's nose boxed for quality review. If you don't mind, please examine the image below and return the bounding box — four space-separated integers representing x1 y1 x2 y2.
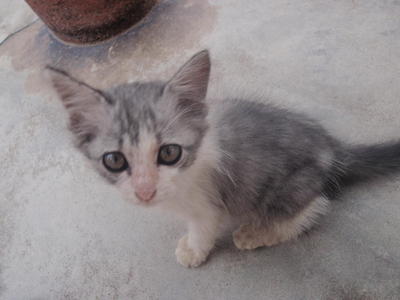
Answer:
135 188 157 202
132 166 158 202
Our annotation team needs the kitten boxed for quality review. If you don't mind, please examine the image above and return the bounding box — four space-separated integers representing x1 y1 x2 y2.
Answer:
48 50 400 267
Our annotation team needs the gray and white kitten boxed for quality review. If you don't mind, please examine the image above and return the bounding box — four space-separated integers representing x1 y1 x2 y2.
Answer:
49 50 400 267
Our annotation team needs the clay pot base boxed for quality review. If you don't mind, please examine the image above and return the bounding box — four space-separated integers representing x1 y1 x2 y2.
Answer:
25 0 157 45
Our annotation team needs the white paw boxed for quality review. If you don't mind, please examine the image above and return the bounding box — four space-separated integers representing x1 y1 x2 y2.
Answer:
175 235 208 268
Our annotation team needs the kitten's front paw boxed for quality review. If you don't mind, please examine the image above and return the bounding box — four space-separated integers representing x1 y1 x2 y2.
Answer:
175 236 208 268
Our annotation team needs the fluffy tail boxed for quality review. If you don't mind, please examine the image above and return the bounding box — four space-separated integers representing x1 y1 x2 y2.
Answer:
324 141 400 197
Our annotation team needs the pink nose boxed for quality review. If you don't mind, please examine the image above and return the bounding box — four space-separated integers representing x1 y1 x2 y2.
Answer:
135 189 157 202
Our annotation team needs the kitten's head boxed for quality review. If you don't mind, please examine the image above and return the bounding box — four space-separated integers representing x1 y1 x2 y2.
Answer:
49 50 211 206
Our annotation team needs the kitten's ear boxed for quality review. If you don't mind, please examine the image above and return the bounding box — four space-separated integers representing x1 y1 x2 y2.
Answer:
165 50 211 105
47 66 112 145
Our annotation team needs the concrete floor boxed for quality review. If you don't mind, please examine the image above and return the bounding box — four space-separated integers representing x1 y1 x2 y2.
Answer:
1 0 400 299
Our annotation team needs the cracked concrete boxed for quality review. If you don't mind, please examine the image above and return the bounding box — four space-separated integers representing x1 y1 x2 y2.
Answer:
0 0 37 43
1 0 400 299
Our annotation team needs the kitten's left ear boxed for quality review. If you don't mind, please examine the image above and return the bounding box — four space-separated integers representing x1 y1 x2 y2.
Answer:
164 50 211 105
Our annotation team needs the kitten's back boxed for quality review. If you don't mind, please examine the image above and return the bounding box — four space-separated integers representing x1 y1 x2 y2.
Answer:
209 98 339 217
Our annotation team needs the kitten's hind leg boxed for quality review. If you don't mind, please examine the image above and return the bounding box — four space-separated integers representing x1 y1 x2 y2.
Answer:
233 196 329 250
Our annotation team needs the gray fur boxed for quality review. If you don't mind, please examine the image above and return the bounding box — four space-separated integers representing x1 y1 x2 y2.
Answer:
209 94 400 224
209 99 341 222
50 49 400 235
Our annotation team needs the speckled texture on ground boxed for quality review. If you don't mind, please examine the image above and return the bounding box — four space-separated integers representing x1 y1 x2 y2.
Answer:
1 1 400 299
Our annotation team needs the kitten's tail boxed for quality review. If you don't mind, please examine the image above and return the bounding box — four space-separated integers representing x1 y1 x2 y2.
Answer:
324 141 400 197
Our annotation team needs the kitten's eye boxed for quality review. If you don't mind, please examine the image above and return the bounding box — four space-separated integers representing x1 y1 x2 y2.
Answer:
158 144 182 166
102 152 129 173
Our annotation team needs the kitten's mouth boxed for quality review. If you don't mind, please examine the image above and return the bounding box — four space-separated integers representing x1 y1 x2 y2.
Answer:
132 194 159 207
135 198 158 207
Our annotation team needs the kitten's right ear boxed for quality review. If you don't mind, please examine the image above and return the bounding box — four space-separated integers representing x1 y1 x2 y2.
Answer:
47 66 112 145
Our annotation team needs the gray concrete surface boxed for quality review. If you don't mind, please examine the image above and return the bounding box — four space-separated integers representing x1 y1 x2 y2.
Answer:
1 0 400 299
0 0 37 43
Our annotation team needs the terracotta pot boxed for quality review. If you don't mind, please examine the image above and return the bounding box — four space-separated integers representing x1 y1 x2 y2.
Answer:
25 0 157 45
